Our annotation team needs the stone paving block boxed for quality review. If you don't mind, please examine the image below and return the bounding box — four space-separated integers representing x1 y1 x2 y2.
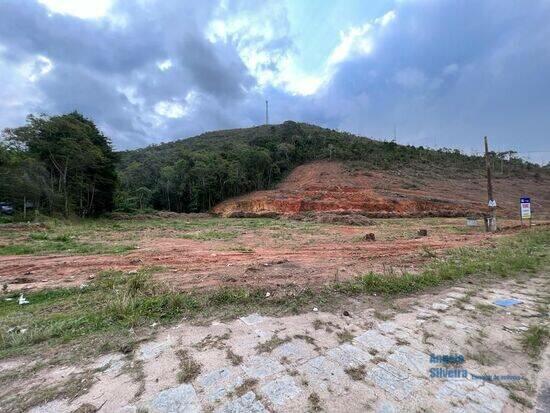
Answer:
377 321 398 334
387 346 429 376
354 330 395 353
272 340 316 364
466 382 507 413
197 367 244 402
326 343 372 368
240 314 266 326
115 407 138 413
432 303 449 312
300 355 348 394
452 402 494 413
366 362 422 401
92 353 126 376
215 391 267 413
260 375 301 406
436 380 479 401
375 400 398 413
443 319 469 330
28 400 71 413
138 340 171 360
417 310 437 320
149 384 200 413
242 355 284 379
447 292 467 300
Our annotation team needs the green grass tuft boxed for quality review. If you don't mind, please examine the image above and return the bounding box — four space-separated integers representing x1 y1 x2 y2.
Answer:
521 324 550 359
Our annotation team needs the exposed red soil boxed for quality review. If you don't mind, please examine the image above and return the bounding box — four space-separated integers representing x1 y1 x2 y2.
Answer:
212 161 550 219
0 218 535 293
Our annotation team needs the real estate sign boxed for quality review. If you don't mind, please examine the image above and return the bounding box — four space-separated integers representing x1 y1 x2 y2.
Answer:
520 197 531 220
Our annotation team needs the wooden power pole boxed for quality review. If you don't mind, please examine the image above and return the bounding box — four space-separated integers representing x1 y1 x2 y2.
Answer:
484 136 497 232
265 100 269 125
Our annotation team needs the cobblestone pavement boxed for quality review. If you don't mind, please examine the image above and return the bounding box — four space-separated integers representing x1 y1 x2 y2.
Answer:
10 273 550 412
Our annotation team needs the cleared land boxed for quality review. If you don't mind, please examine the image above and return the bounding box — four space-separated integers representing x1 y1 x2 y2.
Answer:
0 226 548 412
213 161 550 219
0 215 546 292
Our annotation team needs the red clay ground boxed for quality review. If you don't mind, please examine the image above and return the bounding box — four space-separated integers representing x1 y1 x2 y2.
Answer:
212 161 550 219
0 216 540 293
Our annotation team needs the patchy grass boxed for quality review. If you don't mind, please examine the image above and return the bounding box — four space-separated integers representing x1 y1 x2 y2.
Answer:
336 329 354 344
466 348 501 366
178 230 237 241
509 392 534 409
521 324 550 359
1 368 97 413
308 392 322 412
334 228 550 295
373 310 394 321
192 332 231 351
344 364 366 381
0 233 136 255
226 348 243 366
175 349 202 383
255 334 291 354
475 303 495 315
0 228 548 363
234 378 258 398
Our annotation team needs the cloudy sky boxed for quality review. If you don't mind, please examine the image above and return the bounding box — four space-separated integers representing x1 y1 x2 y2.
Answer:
1 0 549 163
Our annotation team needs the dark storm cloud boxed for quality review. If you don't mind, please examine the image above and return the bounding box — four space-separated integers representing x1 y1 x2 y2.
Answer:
0 0 258 147
0 0 549 162
316 0 550 156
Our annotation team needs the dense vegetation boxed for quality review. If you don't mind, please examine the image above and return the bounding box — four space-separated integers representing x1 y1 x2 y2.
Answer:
1 116 546 216
117 121 544 212
0 113 117 217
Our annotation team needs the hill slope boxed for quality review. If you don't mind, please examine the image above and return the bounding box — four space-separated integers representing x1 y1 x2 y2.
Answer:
213 161 550 219
118 121 548 216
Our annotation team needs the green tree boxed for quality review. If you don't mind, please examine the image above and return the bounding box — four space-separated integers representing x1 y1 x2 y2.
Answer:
2 112 118 216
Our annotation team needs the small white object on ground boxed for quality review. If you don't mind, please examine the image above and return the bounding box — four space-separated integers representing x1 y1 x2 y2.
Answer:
313 307 319 312
265 292 271 297
18 294 29 305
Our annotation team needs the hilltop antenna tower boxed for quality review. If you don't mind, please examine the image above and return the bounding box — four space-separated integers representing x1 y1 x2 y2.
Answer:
265 100 269 125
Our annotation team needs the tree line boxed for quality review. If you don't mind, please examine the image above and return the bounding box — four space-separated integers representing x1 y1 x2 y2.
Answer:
1 115 546 217
0 113 117 217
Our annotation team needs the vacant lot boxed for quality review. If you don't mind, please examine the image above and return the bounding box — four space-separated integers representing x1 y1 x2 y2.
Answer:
0 216 549 412
0 215 543 292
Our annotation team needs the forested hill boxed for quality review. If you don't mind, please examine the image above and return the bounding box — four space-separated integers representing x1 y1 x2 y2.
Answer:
117 121 546 213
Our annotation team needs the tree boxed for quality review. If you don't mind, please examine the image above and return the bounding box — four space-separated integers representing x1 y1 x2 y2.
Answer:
2 112 118 217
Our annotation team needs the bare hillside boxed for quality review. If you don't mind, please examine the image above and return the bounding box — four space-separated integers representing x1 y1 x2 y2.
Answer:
213 161 550 220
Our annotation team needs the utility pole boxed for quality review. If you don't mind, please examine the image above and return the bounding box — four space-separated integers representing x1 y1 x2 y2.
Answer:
265 100 269 125
484 136 497 232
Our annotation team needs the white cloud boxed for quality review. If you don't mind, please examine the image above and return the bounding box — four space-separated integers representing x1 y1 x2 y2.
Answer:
375 10 396 27
153 91 198 119
154 101 186 118
329 24 373 66
205 4 397 97
38 0 112 19
21 55 54 82
157 59 173 71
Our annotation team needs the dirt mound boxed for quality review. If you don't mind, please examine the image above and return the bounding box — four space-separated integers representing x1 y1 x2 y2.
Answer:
213 161 550 219
213 162 482 218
